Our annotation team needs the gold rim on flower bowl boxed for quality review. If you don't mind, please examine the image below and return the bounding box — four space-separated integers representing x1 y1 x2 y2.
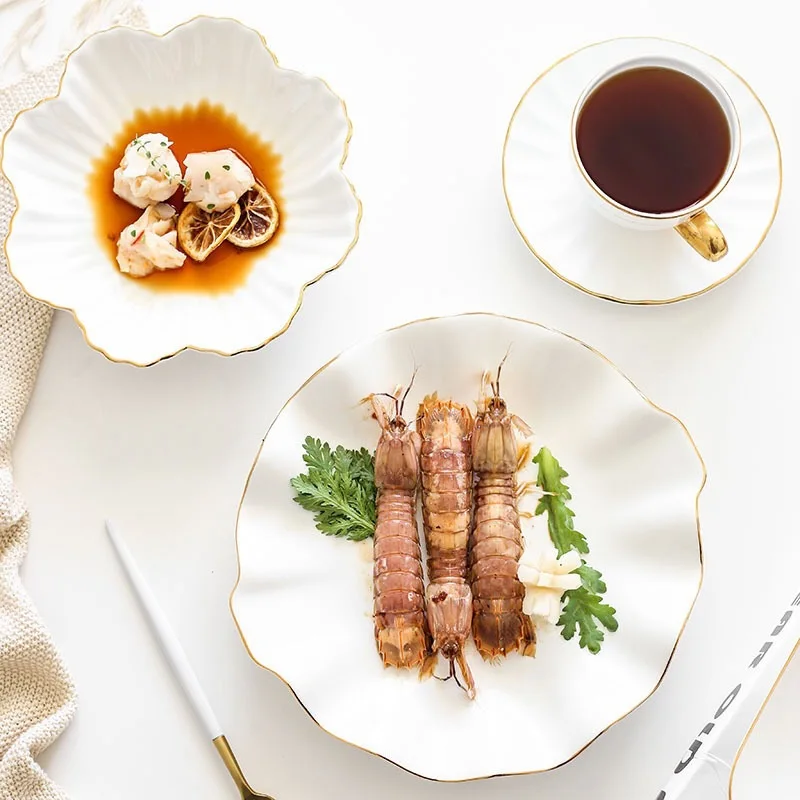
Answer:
1 15 362 366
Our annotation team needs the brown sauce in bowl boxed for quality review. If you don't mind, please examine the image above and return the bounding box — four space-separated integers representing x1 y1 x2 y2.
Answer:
87 100 283 294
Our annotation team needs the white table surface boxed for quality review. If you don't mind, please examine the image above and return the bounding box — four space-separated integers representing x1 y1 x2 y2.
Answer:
4 0 798 797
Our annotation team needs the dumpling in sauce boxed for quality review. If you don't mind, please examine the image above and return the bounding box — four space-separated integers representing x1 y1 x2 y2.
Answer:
116 204 186 278
183 149 255 212
113 133 182 208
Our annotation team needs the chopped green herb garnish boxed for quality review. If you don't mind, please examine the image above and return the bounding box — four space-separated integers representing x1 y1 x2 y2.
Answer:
290 436 376 541
131 137 177 180
207 203 215 210
533 447 618 654
130 229 136 237
222 164 231 171
204 171 211 180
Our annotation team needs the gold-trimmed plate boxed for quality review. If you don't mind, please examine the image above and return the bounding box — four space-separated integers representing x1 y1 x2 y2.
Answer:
503 37 781 305
728 640 800 799
1 16 361 366
230 312 705 781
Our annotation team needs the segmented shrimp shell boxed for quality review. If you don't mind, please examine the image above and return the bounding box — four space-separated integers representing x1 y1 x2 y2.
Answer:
469 374 536 660
417 395 476 697
371 394 429 668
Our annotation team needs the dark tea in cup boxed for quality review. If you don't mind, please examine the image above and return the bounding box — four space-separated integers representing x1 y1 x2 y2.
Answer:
575 66 731 214
570 56 740 261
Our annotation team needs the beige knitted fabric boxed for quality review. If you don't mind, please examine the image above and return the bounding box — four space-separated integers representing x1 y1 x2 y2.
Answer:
0 4 146 798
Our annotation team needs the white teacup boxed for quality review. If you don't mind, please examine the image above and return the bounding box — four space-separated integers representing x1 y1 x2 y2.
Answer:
570 56 741 262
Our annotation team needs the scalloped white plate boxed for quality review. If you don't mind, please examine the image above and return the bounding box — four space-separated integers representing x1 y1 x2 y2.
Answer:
503 38 781 304
231 313 705 781
1 16 360 365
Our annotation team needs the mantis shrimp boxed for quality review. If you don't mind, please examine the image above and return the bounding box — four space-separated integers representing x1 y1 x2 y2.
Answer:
417 395 476 699
369 385 430 669
470 360 537 660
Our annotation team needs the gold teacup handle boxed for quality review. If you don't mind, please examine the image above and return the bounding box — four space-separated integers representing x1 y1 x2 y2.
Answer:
675 210 728 262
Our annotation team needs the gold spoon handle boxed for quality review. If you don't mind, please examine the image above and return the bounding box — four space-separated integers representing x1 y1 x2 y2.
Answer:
106 522 273 799
213 735 274 799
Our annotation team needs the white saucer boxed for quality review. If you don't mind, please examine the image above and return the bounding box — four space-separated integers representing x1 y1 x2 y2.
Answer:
503 38 782 305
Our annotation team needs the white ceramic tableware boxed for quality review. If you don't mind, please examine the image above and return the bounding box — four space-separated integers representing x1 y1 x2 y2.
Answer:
729 642 800 800
655 589 800 800
571 54 740 262
1 16 360 365
231 313 705 781
504 37 781 304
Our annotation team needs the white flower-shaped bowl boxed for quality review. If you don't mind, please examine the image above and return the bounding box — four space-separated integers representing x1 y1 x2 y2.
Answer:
1 16 361 365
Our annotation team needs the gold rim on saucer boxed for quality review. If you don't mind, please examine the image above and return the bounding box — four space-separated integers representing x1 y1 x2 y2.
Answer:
502 37 782 305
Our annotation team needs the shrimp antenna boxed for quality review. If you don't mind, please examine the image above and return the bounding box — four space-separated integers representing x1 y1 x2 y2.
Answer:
432 654 475 699
450 658 463 690
398 366 419 416
433 659 459 684
491 346 512 397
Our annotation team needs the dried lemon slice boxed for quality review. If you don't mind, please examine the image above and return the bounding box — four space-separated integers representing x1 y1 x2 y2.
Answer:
227 182 279 248
177 202 241 262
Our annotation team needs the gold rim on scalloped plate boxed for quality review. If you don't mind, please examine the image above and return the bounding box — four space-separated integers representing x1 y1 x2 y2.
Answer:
230 312 706 782
1 16 361 366
503 37 782 305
